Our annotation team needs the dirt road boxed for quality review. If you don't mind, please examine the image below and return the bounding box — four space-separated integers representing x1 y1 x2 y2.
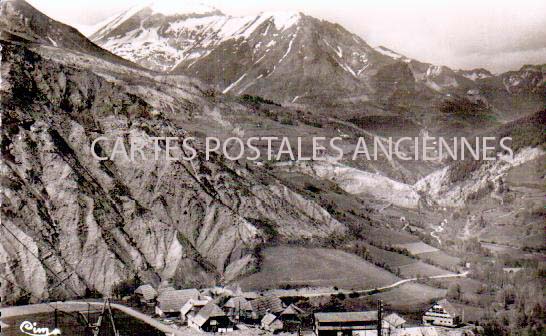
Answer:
265 271 469 297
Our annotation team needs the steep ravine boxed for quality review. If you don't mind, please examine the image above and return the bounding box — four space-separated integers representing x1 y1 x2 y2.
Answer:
286 146 544 209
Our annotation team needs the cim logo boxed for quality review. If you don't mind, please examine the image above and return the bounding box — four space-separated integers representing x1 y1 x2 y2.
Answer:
19 321 61 336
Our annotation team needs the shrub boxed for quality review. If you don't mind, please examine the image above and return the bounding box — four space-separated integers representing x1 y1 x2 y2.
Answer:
280 117 296 125
349 292 360 298
239 94 280 106
111 276 141 298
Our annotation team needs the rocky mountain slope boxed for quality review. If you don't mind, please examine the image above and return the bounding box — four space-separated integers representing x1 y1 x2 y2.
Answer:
1 0 544 305
0 0 139 68
0 2 349 303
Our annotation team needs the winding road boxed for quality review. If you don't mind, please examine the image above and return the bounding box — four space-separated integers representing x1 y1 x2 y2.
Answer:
262 270 469 298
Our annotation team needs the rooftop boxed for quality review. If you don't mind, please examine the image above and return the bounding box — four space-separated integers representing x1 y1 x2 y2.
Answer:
314 311 378 323
262 313 280 326
134 284 157 301
192 302 226 327
224 296 253 311
250 296 284 316
433 299 462 317
383 313 406 327
157 288 199 313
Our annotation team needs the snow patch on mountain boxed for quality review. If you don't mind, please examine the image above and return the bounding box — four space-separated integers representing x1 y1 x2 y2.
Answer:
374 46 403 59
92 8 301 72
223 73 247 94
462 72 491 81
278 33 296 64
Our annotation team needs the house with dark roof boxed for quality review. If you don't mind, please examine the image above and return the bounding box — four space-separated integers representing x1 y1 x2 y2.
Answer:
422 299 462 327
155 288 199 318
261 313 283 332
188 302 233 333
224 296 254 321
279 304 305 332
314 311 378 336
134 284 157 305
279 304 305 321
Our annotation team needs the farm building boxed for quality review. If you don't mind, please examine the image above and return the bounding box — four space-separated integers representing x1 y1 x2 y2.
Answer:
279 304 304 321
188 302 233 333
155 288 199 318
250 295 284 319
314 311 378 336
422 299 462 327
224 296 254 321
279 304 305 332
134 284 157 305
261 313 283 332
383 313 406 330
181 298 211 323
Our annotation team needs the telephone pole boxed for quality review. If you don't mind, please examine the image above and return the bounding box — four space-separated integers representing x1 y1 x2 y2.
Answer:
377 300 383 336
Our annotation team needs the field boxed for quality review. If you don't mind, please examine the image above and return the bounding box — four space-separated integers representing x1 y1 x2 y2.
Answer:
344 241 456 280
363 227 420 245
363 242 416 267
239 246 400 291
397 261 453 278
396 242 439 255
418 251 461 269
337 282 446 321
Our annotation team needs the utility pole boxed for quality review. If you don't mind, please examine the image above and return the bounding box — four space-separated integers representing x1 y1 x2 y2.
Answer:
377 300 383 336
54 308 58 329
92 300 107 336
106 299 120 336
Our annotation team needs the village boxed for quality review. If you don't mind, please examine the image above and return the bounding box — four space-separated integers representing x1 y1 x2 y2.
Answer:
120 282 476 336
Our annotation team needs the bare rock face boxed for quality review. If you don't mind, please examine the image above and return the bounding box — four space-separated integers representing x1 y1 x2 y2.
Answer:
0 42 344 304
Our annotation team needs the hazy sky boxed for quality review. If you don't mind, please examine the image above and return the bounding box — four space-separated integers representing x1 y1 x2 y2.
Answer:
27 0 546 73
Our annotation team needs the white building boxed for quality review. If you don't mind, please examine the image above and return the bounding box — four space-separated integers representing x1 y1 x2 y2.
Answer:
422 299 462 327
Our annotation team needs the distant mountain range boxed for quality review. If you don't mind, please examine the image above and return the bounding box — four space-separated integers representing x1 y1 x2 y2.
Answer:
88 1 544 110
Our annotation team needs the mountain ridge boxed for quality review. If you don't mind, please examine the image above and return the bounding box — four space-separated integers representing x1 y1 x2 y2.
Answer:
87 2 544 112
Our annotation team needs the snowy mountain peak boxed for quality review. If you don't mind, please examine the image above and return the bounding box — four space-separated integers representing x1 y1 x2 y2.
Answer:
257 11 301 31
89 7 304 72
90 0 222 40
